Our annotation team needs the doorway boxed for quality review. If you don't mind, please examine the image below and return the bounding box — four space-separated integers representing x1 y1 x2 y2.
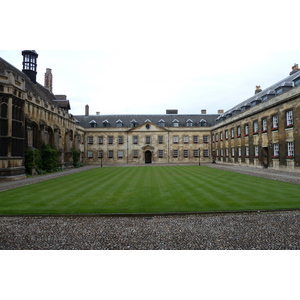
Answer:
145 151 152 164
262 147 269 168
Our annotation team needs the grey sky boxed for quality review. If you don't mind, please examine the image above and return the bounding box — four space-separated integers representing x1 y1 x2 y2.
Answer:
1 1 299 116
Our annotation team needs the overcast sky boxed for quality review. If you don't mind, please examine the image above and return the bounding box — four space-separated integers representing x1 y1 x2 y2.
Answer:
1 0 300 117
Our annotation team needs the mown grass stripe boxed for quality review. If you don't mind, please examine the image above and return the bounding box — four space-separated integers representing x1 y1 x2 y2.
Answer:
0 166 299 214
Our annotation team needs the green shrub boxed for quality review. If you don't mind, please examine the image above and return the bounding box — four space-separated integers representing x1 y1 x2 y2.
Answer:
72 148 82 168
41 144 58 173
25 149 42 175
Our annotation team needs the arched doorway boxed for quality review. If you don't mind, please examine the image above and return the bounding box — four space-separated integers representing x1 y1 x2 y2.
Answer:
145 151 152 164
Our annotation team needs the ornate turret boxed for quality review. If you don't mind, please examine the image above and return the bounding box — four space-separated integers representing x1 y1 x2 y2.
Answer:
22 50 39 83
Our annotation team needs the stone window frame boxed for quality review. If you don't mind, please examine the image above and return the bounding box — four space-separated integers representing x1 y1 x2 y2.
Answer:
193 149 199 158
87 150 93 158
158 136 164 144
158 149 164 158
173 149 179 158
133 136 138 144
183 149 189 158
146 136 151 144
108 136 114 145
133 150 139 158
88 136 93 144
118 150 124 159
173 136 179 144
286 110 294 128
108 150 114 159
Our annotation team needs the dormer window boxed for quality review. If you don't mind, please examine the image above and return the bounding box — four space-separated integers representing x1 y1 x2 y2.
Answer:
186 119 193 127
89 120 97 128
131 119 138 127
275 83 293 95
116 119 123 128
102 120 110 127
293 76 300 87
250 97 262 107
172 119 179 127
199 119 207 127
158 119 165 127
262 91 275 102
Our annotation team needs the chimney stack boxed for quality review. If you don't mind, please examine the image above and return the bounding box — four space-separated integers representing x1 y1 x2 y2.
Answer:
85 105 89 116
218 109 224 114
96 112 100 115
255 86 262 94
44 68 53 93
201 109 207 114
290 63 299 75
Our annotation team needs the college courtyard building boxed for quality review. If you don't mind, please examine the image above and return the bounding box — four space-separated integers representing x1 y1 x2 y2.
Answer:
0 51 299 181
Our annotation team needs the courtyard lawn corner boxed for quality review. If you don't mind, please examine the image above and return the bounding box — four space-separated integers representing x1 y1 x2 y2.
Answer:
0 166 299 215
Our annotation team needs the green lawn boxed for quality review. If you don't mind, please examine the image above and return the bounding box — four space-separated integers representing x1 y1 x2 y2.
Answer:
0 166 299 214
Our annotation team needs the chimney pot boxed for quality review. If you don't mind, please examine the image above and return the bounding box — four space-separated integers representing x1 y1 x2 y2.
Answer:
255 86 262 94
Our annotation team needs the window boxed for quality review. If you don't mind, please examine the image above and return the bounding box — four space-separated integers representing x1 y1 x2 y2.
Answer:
87 151 93 158
245 146 249 157
203 136 209 143
133 150 139 158
89 120 97 128
158 119 165 127
215 133 218 142
237 126 241 138
98 151 103 158
116 120 123 128
118 136 124 144
244 124 249 136
238 147 242 157
183 136 189 144
220 132 223 141
231 128 234 139
133 136 138 144
108 150 114 159
108 136 113 144
216 149 219 157
204 149 209 157
158 150 164 158
225 148 229 157
118 150 124 159
173 150 178 158
220 148 224 157
286 110 293 128
287 142 294 159
194 149 199 157
253 121 258 134
254 145 259 158
131 120 138 127
173 136 179 144
98 136 103 144
158 136 164 144
184 150 189 158
186 119 193 127
272 115 278 130
199 119 207 127
88 136 93 144
146 136 151 144
273 143 279 158
225 130 229 140
173 119 179 127
193 136 199 144
231 148 235 157
262 118 268 132
102 120 110 127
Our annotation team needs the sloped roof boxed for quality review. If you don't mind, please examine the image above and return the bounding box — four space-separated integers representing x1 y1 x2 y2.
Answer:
75 114 219 128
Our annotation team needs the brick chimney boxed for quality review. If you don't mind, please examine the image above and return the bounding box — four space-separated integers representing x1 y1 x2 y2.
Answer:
201 109 207 114
218 109 224 114
44 68 53 93
290 63 299 75
255 86 262 94
85 105 89 116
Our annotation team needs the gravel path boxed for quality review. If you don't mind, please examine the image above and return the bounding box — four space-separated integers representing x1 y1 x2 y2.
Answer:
0 211 299 250
0 163 299 250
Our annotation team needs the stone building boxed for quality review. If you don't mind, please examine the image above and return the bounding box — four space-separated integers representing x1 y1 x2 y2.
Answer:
0 51 300 181
75 110 219 165
0 51 84 180
211 64 300 172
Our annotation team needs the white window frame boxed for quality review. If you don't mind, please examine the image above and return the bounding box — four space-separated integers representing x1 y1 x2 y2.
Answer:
262 118 268 132
87 150 93 158
272 115 279 130
183 136 189 144
118 150 124 159
286 110 293 127
173 136 179 144
273 143 279 157
287 142 294 158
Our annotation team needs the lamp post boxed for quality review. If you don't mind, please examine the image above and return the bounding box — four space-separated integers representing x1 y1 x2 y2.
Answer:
198 148 201 166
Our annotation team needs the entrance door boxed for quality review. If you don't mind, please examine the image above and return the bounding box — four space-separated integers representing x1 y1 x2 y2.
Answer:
145 151 152 164
262 147 269 168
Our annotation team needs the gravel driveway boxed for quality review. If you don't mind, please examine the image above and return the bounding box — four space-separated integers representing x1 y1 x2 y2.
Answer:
0 163 299 250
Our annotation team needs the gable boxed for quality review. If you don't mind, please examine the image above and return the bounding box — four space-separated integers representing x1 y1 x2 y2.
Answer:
128 122 169 132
